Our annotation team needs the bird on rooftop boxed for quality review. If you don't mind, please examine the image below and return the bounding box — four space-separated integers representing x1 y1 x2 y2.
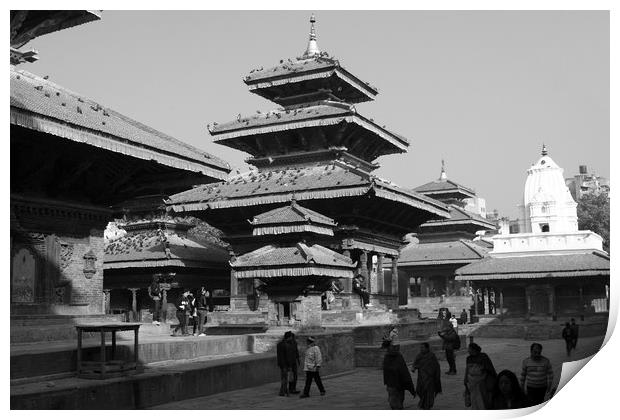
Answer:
43 75 49 80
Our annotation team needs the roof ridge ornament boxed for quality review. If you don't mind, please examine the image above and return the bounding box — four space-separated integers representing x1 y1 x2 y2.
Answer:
303 14 320 58
439 159 447 180
542 143 548 156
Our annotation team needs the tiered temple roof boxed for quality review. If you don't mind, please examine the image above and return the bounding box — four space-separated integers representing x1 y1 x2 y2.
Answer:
231 242 355 279
250 200 336 236
104 219 229 270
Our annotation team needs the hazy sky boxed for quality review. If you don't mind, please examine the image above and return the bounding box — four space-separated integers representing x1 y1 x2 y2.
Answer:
21 10 609 218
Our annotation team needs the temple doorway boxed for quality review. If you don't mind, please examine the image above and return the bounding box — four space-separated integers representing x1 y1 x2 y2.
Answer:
530 289 549 314
275 301 297 326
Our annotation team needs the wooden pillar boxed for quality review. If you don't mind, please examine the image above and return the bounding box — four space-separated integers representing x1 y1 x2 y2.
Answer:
342 250 352 293
359 251 369 292
129 288 139 322
377 254 384 293
548 286 555 317
525 288 532 319
161 288 168 323
391 257 399 298
44 234 60 303
474 288 479 317
103 289 111 314
499 289 504 318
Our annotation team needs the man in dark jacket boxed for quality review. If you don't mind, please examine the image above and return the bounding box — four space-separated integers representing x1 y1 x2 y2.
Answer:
172 290 190 336
277 332 292 396
196 286 210 337
570 318 579 350
383 338 416 409
286 332 301 394
438 323 459 375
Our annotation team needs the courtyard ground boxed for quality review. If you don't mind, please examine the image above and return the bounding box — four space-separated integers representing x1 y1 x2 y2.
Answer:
151 335 604 410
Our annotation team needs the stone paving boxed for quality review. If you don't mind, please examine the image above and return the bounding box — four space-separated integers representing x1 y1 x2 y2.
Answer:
151 335 604 410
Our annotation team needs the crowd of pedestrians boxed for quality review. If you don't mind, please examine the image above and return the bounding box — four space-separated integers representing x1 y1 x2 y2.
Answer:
375 318 568 410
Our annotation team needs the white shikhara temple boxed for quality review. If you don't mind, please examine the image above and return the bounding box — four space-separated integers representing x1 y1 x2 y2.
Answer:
456 146 609 318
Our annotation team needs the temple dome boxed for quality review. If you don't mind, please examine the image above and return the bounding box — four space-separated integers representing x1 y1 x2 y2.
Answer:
519 146 578 233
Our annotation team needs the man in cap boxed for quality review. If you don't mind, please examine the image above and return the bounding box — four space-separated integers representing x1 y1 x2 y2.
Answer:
300 336 325 398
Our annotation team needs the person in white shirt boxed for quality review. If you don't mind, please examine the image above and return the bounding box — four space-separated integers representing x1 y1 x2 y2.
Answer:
300 336 326 398
450 315 458 330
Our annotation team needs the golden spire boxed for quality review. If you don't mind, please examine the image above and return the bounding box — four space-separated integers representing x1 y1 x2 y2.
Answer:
303 14 320 58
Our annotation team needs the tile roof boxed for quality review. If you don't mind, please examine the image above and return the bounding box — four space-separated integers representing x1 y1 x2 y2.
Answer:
209 101 408 155
233 243 353 268
419 206 496 230
10 67 230 180
231 243 356 278
251 200 336 227
168 161 449 220
243 55 378 99
250 200 336 236
454 252 610 281
399 239 490 266
104 228 229 269
414 178 476 198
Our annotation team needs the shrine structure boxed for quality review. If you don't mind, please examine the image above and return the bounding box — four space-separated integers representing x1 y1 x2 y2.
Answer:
399 162 495 317
455 146 609 318
169 16 450 326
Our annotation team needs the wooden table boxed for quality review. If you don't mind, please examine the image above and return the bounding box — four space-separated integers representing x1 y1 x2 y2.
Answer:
75 323 141 379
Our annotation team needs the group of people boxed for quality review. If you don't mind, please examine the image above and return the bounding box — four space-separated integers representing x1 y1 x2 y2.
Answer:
382 336 443 410
382 321 557 410
171 287 211 337
561 318 580 356
276 333 326 398
462 340 555 409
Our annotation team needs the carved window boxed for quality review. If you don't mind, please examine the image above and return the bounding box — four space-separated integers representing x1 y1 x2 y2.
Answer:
12 248 36 303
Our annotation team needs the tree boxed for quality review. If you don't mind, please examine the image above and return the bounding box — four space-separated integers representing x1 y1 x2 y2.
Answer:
577 192 610 253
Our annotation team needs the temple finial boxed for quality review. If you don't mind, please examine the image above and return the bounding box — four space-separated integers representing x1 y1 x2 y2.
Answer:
303 14 320 58
541 143 548 156
439 159 447 180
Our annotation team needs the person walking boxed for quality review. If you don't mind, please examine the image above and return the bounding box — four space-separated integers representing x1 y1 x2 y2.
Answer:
172 290 190 336
460 309 468 325
464 342 497 409
561 322 573 356
196 287 209 336
300 336 325 398
570 318 579 350
277 332 291 396
382 337 415 409
412 342 441 410
187 291 198 336
438 323 459 375
491 370 527 410
520 342 554 406
287 332 301 394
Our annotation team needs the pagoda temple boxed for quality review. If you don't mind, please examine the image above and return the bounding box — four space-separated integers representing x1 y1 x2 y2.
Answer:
169 15 449 326
399 162 495 317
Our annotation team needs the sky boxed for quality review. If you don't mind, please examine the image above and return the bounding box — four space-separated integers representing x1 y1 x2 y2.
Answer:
19 10 610 218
